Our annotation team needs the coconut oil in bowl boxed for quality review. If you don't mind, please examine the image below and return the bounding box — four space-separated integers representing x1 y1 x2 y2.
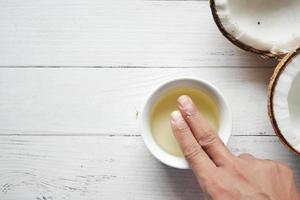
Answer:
150 87 220 157
140 78 232 169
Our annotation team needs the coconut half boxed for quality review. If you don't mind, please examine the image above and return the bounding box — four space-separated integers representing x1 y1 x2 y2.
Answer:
268 48 300 156
210 0 300 59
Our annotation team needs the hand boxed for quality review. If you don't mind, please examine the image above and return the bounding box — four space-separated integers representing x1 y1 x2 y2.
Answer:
170 95 300 200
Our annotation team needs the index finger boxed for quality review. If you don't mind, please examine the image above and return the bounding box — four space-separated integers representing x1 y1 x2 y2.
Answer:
170 110 216 175
177 95 234 167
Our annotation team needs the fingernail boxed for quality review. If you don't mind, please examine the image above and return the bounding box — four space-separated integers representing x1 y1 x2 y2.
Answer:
170 110 186 127
177 95 194 114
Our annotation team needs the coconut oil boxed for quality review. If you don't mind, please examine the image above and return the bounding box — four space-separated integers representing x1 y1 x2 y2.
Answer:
150 88 220 157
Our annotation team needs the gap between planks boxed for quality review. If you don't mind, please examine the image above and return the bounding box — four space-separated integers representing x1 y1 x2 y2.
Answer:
0 65 275 69
0 133 276 137
0 68 275 136
0 0 276 67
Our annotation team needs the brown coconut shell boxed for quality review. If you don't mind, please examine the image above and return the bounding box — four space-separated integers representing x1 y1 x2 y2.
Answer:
268 48 300 157
209 0 286 60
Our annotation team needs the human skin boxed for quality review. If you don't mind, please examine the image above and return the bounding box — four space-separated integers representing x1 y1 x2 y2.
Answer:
170 95 300 200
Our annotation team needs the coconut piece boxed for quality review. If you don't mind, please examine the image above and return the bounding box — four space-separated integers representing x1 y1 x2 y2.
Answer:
210 0 300 59
268 48 300 156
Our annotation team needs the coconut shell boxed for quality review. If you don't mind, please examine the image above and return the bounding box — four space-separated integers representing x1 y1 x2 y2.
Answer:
210 0 286 60
268 48 300 157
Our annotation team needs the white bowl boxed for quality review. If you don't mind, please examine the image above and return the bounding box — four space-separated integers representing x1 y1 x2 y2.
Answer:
140 77 232 169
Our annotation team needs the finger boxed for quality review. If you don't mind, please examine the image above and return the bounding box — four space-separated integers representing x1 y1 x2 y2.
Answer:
238 154 257 166
177 95 234 166
170 110 216 175
238 153 255 161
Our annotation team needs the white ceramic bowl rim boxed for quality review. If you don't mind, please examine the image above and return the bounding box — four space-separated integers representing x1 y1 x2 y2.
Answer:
140 77 232 169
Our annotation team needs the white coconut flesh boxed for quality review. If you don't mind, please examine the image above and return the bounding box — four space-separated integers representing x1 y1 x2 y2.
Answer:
213 0 300 55
273 54 300 152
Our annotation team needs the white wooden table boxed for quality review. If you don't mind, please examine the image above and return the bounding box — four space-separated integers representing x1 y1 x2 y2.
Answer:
0 0 298 199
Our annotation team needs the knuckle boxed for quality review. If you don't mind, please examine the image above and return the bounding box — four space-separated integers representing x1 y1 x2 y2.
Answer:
263 160 289 174
184 106 198 118
238 153 254 160
186 111 197 119
264 159 277 168
197 131 218 147
270 161 280 170
277 162 289 169
183 142 202 161
277 163 293 174
175 123 190 133
275 163 296 184
272 163 288 176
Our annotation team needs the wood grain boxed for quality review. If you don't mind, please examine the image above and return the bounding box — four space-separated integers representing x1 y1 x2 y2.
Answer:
0 135 298 200
0 68 274 136
0 0 276 67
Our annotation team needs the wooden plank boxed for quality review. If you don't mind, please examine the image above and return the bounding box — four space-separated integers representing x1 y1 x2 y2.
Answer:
0 68 274 136
0 0 276 67
0 135 298 200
